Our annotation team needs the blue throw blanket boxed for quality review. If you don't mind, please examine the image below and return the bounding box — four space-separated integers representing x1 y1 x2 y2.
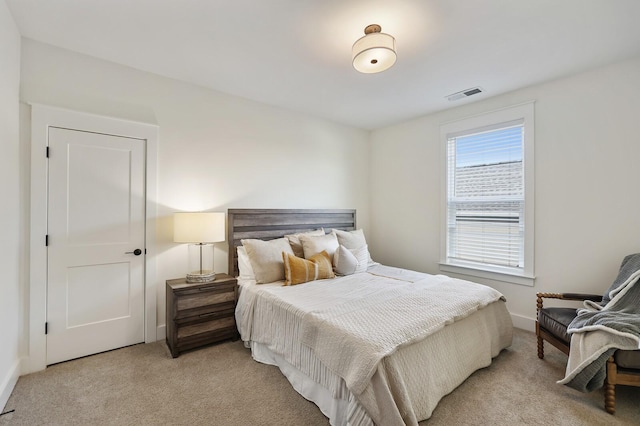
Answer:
558 253 640 392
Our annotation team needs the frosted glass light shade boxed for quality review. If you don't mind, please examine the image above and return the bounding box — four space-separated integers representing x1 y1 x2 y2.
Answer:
173 212 226 243
352 30 396 74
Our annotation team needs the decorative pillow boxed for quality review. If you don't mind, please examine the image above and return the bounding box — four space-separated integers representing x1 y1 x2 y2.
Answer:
241 238 294 284
334 244 369 276
237 246 255 280
299 233 339 263
285 228 324 258
331 228 376 266
282 250 334 286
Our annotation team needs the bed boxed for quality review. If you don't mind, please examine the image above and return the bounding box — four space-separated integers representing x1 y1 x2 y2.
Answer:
229 209 513 425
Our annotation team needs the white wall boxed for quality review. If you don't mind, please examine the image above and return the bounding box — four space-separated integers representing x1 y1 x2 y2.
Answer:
0 0 21 411
369 56 640 330
19 39 370 344
16 28 640 371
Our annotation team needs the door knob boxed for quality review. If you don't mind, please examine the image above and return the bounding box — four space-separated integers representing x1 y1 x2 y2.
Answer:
125 249 142 256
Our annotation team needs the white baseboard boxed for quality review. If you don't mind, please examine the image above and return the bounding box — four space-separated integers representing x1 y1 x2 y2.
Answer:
0 358 21 412
156 324 166 341
511 313 535 332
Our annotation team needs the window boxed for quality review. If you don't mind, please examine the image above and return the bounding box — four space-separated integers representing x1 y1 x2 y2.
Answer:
440 103 534 285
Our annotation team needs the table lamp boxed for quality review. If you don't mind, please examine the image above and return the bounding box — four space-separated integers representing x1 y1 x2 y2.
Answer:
174 212 226 283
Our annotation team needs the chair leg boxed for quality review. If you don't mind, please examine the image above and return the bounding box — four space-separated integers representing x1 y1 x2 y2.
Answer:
535 322 544 359
537 335 544 359
604 382 615 414
605 356 616 414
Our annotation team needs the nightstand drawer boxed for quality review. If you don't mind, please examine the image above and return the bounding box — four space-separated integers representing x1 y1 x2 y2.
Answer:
174 301 236 325
176 328 239 353
176 288 235 311
177 316 236 339
176 305 235 323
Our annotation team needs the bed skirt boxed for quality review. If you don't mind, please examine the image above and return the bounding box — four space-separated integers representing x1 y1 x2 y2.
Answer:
247 300 512 425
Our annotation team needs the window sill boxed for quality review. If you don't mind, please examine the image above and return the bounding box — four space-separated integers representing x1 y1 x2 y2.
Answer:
439 262 535 287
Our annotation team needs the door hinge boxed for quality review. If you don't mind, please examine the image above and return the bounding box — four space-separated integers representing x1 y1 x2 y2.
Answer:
46 146 50 158
45 322 48 335
45 235 49 246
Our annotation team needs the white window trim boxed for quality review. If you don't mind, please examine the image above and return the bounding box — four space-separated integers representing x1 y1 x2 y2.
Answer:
439 101 535 286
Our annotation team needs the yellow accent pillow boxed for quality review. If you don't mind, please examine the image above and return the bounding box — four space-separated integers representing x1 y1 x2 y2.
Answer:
282 250 335 286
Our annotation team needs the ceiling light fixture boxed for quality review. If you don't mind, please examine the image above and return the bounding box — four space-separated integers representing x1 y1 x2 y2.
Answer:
352 24 396 74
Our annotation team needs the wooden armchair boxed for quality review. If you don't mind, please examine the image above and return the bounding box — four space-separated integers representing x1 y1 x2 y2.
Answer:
535 292 602 358
536 292 640 414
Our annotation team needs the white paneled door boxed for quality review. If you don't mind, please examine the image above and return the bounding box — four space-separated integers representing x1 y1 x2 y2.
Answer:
46 127 145 365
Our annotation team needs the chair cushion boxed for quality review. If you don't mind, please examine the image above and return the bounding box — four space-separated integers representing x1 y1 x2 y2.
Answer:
538 307 577 344
615 349 640 369
538 306 640 369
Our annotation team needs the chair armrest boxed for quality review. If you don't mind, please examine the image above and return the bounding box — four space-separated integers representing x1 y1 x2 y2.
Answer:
536 292 603 313
562 293 603 302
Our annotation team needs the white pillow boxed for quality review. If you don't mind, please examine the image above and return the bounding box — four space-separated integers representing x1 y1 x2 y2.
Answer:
299 233 339 263
334 244 369 275
331 228 376 266
236 246 255 280
285 228 324 258
241 238 294 284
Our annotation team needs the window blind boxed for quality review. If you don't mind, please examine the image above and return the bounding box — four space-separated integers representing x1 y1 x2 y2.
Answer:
446 122 524 269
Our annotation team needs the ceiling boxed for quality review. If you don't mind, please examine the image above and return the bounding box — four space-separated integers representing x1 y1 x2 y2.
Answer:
7 0 640 130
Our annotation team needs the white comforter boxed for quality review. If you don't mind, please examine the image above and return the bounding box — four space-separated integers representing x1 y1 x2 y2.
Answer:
236 265 510 425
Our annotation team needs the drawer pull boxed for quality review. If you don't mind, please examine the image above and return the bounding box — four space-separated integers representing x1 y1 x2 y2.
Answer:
199 312 217 318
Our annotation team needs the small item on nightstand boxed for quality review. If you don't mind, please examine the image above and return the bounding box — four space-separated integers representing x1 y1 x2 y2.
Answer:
166 274 238 358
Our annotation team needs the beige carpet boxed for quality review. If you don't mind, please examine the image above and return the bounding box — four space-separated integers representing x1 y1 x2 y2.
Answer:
1 329 638 425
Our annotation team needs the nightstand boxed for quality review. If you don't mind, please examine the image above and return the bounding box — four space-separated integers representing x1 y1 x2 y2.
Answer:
166 273 238 358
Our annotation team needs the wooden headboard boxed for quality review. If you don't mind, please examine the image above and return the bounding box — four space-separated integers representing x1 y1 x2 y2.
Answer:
227 208 356 277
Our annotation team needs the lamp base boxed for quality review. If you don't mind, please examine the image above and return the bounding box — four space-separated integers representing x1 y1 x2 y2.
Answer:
186 270 216 283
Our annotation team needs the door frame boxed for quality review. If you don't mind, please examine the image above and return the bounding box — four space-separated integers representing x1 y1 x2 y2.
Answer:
27 104 159 373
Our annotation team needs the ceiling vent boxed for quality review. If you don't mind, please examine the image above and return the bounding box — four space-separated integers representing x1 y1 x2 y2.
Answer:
446 87 484 102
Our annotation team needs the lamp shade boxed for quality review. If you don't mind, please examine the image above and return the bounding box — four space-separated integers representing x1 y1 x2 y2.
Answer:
173 212 225 243
352 24 396 74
